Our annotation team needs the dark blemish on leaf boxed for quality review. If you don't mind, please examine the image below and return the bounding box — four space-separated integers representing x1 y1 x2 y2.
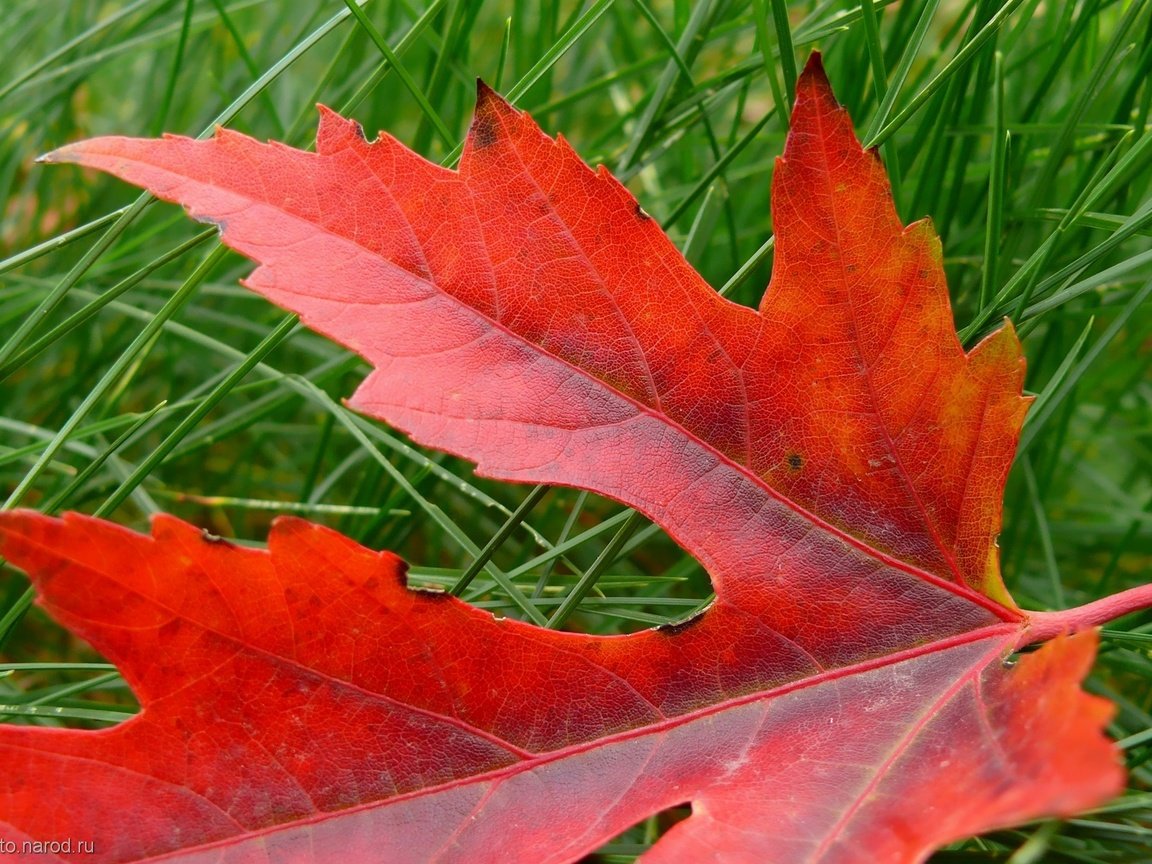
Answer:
200 529 234 546
472 112 498 150
657 609 706 635
786 453 804 471
392 560 412 589
634 203 652 221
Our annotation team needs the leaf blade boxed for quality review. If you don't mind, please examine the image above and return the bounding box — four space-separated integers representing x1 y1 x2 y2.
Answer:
0 512 1122 863
2 52 1135 863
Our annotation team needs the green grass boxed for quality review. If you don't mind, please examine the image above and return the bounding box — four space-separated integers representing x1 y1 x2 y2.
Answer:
1 0 1150 860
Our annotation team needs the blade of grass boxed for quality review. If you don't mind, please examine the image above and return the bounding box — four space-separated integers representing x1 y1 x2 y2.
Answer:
341 0 455 150
451 485 550 595
3 245 227 510
980 52 1007 308
865 0 1027 148
548 510 646 628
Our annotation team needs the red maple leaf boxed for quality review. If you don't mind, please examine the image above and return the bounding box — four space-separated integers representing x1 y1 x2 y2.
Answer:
1 55 1149 863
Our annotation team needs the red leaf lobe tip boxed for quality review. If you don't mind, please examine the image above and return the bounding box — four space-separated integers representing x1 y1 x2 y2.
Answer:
316 104 368 153
470 80 515 152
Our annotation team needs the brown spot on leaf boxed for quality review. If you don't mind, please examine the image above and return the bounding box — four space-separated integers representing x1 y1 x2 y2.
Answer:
410 585 451 600
657 609 706 635
472 112 498 150
786 453 804 471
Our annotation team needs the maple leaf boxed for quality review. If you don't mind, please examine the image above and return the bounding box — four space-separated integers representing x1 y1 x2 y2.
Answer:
2 54 1149 862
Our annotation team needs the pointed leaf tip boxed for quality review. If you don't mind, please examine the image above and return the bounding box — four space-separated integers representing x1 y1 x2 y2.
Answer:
315 104 367 154
35 144 81 165
792 50 840 121
473 78 513 114
800 50 827 82
470 80 515 150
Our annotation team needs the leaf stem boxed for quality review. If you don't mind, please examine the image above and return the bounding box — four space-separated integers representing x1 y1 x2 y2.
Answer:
1025 584 1152 646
